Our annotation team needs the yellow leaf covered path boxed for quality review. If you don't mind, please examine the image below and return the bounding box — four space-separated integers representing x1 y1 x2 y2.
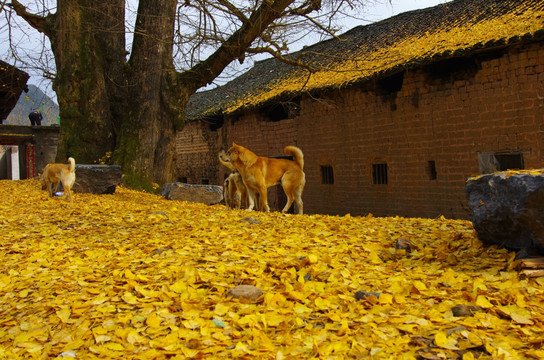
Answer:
0 180 543 359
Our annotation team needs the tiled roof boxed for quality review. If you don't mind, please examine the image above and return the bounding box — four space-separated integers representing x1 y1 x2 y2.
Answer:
186 0 544 120
0 60 29 120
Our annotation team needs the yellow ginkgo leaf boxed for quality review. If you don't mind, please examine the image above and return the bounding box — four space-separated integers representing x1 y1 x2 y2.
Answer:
56 308 71 323
146 313 162 328
214 303 229 316
497 305 534 325
434 331 459 350
126 330 147 345
475 295 494 309
122 292 139 305
103 342 124 351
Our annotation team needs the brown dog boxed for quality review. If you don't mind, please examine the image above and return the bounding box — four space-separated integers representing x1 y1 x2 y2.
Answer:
219 143 305 214
41 157 76 202
223 172 248 210
219 151 249 210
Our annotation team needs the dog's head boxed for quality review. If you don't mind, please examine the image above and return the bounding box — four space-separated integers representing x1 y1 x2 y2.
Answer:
221 143 256 167
220 143 243 162
226 142 247 160
218 149 230 162
38 173 47 190
218 149 236 171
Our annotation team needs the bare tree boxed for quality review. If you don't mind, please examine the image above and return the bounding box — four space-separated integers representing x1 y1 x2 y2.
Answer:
3 0 368 189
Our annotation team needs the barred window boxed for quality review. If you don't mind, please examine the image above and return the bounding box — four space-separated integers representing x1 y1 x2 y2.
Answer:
320 165 334 185
372 163 388 185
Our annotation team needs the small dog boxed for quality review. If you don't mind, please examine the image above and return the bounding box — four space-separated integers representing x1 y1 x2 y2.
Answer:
219 151 249 210
219 143 305 214
41 157 76 202
223 172 248 210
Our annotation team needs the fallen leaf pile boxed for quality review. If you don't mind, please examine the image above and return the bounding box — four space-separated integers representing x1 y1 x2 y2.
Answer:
1 179 543 359
467 168 544 182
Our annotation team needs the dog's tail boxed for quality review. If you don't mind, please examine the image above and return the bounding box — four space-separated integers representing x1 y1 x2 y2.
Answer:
284 146 304 170
68 157 76 173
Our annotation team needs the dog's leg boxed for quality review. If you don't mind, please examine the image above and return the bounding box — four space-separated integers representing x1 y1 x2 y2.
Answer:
281 197 294 213
246 189 257 211
282 174 304 214
234 191 241 209
240 187 248 209
229 183 238 209
49 181 59 197
281 185 295 213
223 179 230 210
258 185 270 212
294 185 304 215
253 192 259 211
46 181 53 197
294 195 303 215
65 186 73 202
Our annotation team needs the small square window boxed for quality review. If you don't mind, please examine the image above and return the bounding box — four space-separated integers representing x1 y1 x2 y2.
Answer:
372 163 388 185
320 165 334 185
495 154 523 171
427 160 437 180
478 152 524 173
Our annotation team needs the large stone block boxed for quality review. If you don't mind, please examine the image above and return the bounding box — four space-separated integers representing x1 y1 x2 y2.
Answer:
73 164 122 194
162 182 223 205
466 170 544 256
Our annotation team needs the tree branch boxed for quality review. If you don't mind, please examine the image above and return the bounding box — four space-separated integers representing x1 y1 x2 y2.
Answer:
179 0 297 92
247 45 319 73
8 0 52 36
287 0 322 16
216 0 249 24
0 0 8 14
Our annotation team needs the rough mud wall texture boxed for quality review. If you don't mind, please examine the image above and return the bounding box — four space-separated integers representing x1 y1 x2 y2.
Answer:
176 41 544 218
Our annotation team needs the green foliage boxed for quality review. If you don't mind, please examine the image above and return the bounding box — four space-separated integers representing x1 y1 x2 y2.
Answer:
121 168 160 194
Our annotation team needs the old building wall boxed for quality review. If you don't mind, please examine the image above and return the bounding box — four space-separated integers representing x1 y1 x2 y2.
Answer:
176 41 544 218
0 125 60 179
175 121 219 184
298 41 544 218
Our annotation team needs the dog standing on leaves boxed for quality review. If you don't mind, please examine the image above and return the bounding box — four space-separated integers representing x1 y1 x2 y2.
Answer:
41 157 76 202
223 172 248 210
219 143 305 214
219 151 249 210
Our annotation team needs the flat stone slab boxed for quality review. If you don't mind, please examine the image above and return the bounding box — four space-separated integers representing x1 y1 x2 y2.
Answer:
227 285 263 301
162 182 223 205
466 169 544 257
72 164 122 194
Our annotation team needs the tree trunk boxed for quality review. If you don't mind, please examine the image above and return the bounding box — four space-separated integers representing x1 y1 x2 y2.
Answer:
116 0 181 188
50 0 126 165
20 0 299 190
49 0 186 189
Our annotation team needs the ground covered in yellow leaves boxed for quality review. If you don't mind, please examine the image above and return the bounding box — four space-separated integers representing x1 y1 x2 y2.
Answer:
1 180 543 359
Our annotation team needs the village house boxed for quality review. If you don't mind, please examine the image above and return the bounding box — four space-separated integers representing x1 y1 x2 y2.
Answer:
0 61 59 180
178 0 544 219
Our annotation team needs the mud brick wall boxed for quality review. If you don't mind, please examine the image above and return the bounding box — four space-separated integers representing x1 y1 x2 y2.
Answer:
176 41 544 219
175 122 218 184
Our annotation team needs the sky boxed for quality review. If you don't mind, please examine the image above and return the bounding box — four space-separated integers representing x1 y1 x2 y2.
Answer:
365 0 449 20
2 0 449 100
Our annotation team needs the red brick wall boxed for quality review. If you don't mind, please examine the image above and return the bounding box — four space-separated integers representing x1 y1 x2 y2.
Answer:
176 41 544 219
